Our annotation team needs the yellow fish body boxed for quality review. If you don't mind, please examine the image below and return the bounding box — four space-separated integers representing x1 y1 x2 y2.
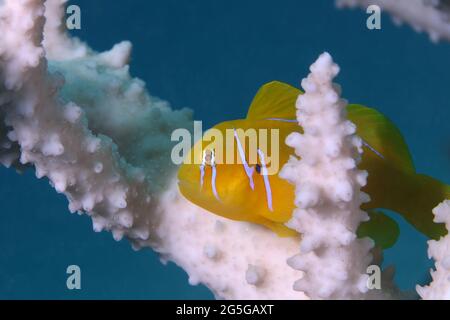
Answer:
178 81 449 248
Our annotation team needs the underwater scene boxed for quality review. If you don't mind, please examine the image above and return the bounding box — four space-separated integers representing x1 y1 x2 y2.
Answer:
0 0 449 301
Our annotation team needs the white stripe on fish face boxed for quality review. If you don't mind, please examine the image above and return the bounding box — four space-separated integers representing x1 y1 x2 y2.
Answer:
211 165 220 201
200 164 205 188
199 149 210 188
234 128 255 190
257 148 273 212
199 149 220 200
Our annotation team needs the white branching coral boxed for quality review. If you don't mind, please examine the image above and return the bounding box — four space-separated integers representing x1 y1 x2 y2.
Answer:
417 200 450 299
0 0 160 247
336 0 450 43
279 52 375 299
0 0 306 299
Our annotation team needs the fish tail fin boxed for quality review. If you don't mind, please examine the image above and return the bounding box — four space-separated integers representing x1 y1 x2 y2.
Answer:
381 169 449 240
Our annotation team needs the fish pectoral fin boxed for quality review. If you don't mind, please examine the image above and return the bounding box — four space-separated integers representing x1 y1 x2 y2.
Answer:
357 210 400 249
246 81 302 121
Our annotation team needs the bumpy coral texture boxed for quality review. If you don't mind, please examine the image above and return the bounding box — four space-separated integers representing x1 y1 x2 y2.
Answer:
417 200 450 299
279 52 387 299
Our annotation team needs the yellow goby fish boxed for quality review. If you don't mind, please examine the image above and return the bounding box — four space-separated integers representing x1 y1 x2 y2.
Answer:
177 81 450 248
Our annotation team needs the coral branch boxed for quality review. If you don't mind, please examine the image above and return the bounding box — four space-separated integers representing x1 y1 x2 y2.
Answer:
417 200 450 299
280 52 377 299
336 0 450 43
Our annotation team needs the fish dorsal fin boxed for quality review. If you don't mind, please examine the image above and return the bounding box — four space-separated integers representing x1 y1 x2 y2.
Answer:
247 81 415 173
347 104 415 173
246 81 301 121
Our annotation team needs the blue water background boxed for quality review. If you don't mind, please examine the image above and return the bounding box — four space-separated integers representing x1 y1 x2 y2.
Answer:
0 0 449 299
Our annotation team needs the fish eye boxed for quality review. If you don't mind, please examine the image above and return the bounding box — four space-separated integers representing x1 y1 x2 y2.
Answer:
255 163 261 174
202 149 216 167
